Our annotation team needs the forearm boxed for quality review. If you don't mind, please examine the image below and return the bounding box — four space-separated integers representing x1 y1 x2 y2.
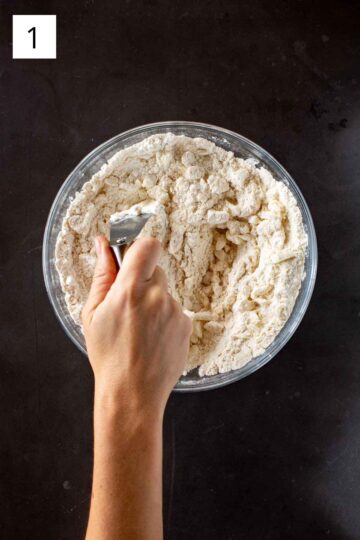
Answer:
82 237 191 539
85 386 164 540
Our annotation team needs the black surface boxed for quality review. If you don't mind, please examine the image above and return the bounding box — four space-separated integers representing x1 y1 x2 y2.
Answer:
1 1 360 539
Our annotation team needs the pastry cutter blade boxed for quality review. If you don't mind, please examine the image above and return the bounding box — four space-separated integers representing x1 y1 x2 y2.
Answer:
109 212 153 266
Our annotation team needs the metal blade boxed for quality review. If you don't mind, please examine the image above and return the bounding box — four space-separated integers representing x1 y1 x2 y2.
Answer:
109 212 153 246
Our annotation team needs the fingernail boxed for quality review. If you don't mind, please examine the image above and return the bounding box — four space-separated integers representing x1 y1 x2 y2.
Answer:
95 237 101 256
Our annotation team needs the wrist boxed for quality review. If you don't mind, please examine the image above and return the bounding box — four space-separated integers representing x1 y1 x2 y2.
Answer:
94 379 165 428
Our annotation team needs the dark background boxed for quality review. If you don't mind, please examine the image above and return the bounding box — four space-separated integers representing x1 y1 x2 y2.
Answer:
1 0 360 539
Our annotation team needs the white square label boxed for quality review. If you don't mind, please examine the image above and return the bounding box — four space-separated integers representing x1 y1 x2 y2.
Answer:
13 15 56 59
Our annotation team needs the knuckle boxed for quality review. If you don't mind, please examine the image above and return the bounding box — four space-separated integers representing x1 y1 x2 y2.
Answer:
122 280 142 305
148 285 167 310
155 287 167 305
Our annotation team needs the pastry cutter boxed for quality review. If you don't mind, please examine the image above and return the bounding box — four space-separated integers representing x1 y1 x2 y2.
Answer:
109 212 154 266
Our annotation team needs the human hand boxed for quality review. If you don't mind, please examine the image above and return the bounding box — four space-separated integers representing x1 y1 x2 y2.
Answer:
82 236 192 416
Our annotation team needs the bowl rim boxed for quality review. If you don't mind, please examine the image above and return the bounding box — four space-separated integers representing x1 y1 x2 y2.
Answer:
43 120 318 392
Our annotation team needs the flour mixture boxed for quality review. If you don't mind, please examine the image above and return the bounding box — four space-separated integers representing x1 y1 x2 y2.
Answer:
55 134 308 375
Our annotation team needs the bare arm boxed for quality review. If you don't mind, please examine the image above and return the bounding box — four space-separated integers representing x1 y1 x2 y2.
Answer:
82 236 192 540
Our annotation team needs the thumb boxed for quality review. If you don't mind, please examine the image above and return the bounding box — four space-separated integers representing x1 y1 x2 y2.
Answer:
82 236 117 323
116 237 161 286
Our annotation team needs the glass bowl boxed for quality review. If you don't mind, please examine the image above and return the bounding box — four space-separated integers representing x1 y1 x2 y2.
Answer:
43 121 317 392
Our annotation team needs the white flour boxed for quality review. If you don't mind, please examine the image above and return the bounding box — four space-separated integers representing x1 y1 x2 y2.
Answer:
55 134 308 376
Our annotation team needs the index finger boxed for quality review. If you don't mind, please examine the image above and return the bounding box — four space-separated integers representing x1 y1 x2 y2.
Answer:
117 237 161 284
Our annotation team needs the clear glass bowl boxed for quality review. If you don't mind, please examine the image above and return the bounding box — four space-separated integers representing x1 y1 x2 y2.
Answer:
43 121 317 392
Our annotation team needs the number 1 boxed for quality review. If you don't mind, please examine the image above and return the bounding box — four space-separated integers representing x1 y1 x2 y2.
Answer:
28 27 36 49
